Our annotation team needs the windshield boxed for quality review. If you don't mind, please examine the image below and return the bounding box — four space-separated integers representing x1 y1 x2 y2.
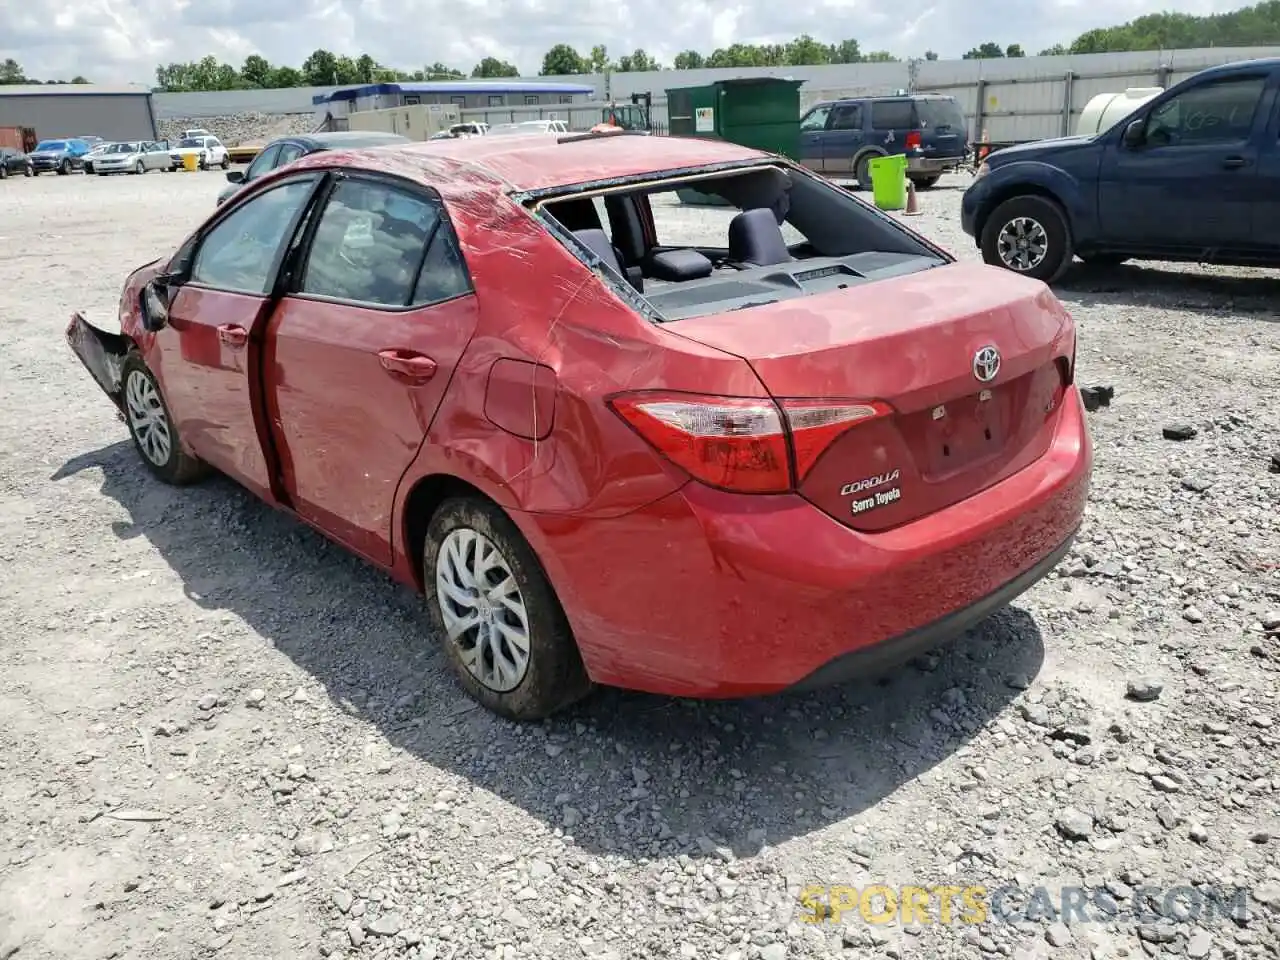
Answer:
179 138 204 148
35 140 66 151
915 98 967 131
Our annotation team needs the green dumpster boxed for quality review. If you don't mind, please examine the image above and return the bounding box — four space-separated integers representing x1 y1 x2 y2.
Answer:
868 154 908 211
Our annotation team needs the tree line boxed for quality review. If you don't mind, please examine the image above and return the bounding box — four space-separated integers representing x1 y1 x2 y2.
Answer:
7 0 1280 92
1 58 88 85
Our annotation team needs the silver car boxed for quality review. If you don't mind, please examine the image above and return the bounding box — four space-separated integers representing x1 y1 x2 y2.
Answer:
91 141 175 175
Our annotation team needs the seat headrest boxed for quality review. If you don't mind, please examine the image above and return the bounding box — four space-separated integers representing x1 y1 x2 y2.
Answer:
728 207 792 267
572 228 623 274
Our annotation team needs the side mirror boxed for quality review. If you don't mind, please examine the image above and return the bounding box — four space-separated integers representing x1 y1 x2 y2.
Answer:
140 281 171 332
225 170 244 184
1122 119 1145 149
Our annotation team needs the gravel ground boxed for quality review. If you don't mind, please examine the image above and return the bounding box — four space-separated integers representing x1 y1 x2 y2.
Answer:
157 113 317 147
0 169 1277 960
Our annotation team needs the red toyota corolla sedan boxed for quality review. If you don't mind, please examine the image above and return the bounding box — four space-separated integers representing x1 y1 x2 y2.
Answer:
67 130 1091 720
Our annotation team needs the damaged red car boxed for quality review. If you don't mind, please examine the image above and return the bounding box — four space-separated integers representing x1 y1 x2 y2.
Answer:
67 130 1091 720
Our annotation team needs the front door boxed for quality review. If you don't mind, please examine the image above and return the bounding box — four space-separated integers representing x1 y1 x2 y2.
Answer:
798 105 832 173
822 101 865 176
154 175 322 500
266 175 481 564
1098 71 1271 249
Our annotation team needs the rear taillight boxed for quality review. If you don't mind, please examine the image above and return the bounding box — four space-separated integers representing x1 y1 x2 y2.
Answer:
905 131 922 150
609 392 892 494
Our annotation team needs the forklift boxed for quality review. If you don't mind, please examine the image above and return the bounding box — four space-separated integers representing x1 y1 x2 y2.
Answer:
600 92 652 132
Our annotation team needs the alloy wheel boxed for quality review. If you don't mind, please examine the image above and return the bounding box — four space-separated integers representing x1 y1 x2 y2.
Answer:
435 528 532 693
124 369 172 467
996 216 1049 272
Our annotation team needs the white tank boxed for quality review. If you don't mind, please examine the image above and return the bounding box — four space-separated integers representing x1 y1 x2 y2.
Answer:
1076 88 1164 137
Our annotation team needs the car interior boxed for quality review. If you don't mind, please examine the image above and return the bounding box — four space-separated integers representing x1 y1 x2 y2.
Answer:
537 164 948 321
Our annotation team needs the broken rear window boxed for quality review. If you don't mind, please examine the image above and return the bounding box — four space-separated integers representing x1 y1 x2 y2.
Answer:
534 163 948 322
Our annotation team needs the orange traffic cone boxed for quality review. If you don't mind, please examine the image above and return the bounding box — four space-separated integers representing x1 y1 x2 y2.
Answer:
903 177 921 216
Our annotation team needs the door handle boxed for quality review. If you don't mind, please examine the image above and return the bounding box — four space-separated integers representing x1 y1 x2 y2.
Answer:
217 324 248 347
378 349 437 381
1222 155 1248 169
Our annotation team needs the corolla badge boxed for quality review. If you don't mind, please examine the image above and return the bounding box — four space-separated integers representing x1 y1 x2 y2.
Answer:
972 345 1001 383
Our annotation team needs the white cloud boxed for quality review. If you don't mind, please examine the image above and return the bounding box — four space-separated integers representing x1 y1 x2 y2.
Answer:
0 0 1255 84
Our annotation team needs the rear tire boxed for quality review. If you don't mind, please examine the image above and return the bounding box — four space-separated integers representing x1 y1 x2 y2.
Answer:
855 154 874 191
980 194 1074 284
220 156 229 170
120 354 211 486
423 496 591 721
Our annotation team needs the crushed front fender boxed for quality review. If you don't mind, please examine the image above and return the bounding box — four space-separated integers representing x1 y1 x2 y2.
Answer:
66 312 131 411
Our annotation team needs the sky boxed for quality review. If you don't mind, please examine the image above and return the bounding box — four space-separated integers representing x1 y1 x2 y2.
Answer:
0 0 1258 86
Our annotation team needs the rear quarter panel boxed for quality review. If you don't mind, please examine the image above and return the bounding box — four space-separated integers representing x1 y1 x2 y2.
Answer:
392 190 766 525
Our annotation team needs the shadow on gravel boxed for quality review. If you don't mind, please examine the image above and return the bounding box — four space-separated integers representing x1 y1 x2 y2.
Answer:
56 441 1046 860
1055 262 1280 319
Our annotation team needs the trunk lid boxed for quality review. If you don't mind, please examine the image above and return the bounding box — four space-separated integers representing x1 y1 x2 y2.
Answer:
666 261 1074 531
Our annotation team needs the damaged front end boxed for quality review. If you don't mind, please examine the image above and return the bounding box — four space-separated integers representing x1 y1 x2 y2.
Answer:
66 312 131 413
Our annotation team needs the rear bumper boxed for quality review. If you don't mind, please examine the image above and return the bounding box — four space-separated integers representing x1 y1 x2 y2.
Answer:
519 390 1092 698
908 155 966 176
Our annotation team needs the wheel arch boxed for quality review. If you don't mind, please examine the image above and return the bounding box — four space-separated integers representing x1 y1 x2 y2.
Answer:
852 146 888 178
975 183 1072 249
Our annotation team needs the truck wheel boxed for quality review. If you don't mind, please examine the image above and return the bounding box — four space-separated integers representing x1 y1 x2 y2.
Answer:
855 155 874 191
980 195 1074 284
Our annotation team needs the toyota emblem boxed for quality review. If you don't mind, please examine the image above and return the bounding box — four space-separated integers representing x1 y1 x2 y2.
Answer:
972 345 1001 383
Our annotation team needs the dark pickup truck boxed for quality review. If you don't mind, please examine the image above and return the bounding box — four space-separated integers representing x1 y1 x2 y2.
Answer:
961 57 1280 282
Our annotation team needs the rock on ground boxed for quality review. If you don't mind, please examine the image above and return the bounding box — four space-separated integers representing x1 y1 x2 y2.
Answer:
157 112 317 147
0 171 1276 960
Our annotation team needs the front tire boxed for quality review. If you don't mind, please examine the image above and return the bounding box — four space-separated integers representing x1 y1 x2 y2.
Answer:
423 497 591 721
120 355 210 486
58 159 70 175
134 160 144 175
0 165 7 180
220 156 229 170
980 194 1074 283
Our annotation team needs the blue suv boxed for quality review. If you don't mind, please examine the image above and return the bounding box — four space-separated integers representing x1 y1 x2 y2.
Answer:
28 138 91 175
961 57 1280 282
799 94 970 190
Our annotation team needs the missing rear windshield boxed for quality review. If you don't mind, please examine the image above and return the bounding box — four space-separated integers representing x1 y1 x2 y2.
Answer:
534 164 948 322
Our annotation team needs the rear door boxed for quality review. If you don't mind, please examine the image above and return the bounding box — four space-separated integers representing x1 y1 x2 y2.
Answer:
265 173 480 564
798 105 832 172
1098 70 1271 247
822 102 865 175
153 174 325 500
1253 75 1280 249
915 97 968 159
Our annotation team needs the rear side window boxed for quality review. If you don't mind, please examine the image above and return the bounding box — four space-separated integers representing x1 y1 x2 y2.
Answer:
300 179 447 308
870 100 915 129
915 99 966 131
412 218 472 306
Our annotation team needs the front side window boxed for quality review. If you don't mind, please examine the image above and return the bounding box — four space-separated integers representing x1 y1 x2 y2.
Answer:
828 104 862 131
190 179 317 295
800 107 831 132
245 144 282 180
1144 76 1266 146
300 179 443 307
